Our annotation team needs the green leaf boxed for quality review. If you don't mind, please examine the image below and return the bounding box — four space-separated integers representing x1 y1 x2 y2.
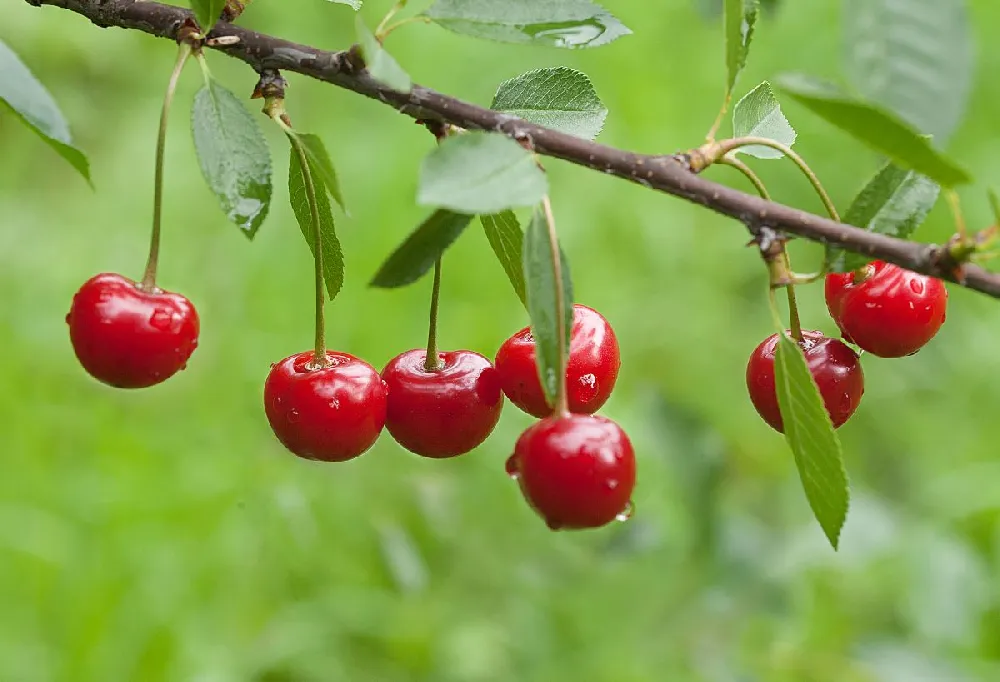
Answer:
289 143 344 300
296 133 347 212
190 0 227 31
480 211 527 306
523 208 574 406
191 80 273 238
989 189 1000 227
827 162 940 273
418 131 548 214
491 67 607 140
0 39 90 184
355 16 411 93
424 0 631 49
370 210 474 288
732 80 795 159
724 0 759 94
777 74 972 187
842 0 972 146
773 332 850 549
326 0 362 9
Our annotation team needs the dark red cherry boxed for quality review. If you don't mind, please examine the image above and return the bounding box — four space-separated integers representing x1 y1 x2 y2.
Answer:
381 349 504 458
508 413 636 530
264 351 387 462
495 304 620 418
825 261 948 358
66 272 199 389
746 330 864 433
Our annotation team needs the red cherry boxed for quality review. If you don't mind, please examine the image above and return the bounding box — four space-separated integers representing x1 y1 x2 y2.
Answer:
746 330 864 433
66 272 199 389
381 349 504 458
264 351 388 462
495 304 620 418
508 413 636 530
825 261 948 358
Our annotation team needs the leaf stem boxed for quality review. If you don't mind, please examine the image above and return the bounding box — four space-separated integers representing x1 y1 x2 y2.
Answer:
141 43 192 291
947 189 967 239
375 0 409 40
716 137 841 222
541 195 569 416
379 15 431 38
424 258 443 371
705 91 732 143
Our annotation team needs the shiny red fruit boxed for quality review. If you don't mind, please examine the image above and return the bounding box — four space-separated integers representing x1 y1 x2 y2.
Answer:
67 272 199 389
495 304 620 418
264 351 388 462
381 349 504 458
746 330 864 433
825 261 948 358
508 413 636 530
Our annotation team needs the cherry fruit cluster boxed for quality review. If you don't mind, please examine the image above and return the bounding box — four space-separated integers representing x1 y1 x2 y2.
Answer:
746 261 949 432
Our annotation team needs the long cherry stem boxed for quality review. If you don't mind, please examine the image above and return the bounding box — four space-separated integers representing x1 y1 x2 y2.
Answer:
542 196 570 416
141 43 191 290
424 258 443 371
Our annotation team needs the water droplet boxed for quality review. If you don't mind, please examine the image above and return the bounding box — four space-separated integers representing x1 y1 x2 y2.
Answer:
328 399 340 410
504 454 519 479
838 391 854 413
272 397 283 409
544 516 563 531
577 373 599 402
382 379 389 392
64 313 71 325
270 362 276 369
864 302 878 309
615 500 634 522
287 408 301 423
909 278 925 295
149 308 181 333
908 301 915 310
606 479 619 490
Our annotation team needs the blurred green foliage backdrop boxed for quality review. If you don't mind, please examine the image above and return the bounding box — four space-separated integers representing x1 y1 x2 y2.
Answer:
4 1 1000 680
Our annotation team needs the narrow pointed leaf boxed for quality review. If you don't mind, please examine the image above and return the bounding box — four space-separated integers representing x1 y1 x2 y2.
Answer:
424 0 630 49
297 133 347 212
481 211 527 306
491 67 607 140
773 332 850 549
190 0 227 31
777 74 971 187
523 208 574 406
827 162 940 273
419 131 547 213
732 80 795 159
326 0 362 9
289 144 344 300
192 80 272 238
0 39 90 184
355 16 411 93
842 0 972 145
724 0 759 94
989 189 1000 227
371 210 474 288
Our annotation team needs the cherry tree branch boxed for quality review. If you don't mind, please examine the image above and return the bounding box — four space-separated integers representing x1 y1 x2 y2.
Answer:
24 0 1000 299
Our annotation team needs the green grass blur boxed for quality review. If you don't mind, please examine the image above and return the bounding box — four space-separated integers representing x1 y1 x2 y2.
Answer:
4 1 1000 680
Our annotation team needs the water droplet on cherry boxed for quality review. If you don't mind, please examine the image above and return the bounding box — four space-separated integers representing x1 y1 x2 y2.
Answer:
909 278 925 295
615 500 634 522
504 454 519 479
287 408 301 423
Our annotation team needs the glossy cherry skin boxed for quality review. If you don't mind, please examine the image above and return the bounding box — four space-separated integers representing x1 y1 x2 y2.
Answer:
381 349 504 458
746 330 864 433
508 413 636 530
264 351 388 462
825 261 948 358
495 305 620 418
66 272 199 389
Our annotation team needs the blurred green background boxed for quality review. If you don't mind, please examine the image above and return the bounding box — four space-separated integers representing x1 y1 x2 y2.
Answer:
4 1 1000 680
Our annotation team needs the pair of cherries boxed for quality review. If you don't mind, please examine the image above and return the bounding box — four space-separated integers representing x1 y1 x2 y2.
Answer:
746 261 948 432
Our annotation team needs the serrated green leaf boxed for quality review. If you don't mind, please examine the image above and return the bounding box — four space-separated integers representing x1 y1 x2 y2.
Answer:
523 208 574 406
424 0 630 49
481 211 526 306
827 162 940 272
355 16 411 93
842 0 972 146
732 80 795 159
777 74 972 187
191 80 272 238
418 131 548 214
190 0 227 31
0 39 90 184
370 210 474 288
289 142 344 300
724 0 759 94
491 67 607 140
773 332 850 549
989 189 1000 227
326 0 362 9
296 133 346 212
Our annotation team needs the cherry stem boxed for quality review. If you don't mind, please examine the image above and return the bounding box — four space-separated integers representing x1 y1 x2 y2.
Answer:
375 0 409 39
542 195 570 416
715 137 841 223
947 189 968 240
140 42 192 291
719 155 803 341
705 91 731 143
380 16 430 39
424 257 443 372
